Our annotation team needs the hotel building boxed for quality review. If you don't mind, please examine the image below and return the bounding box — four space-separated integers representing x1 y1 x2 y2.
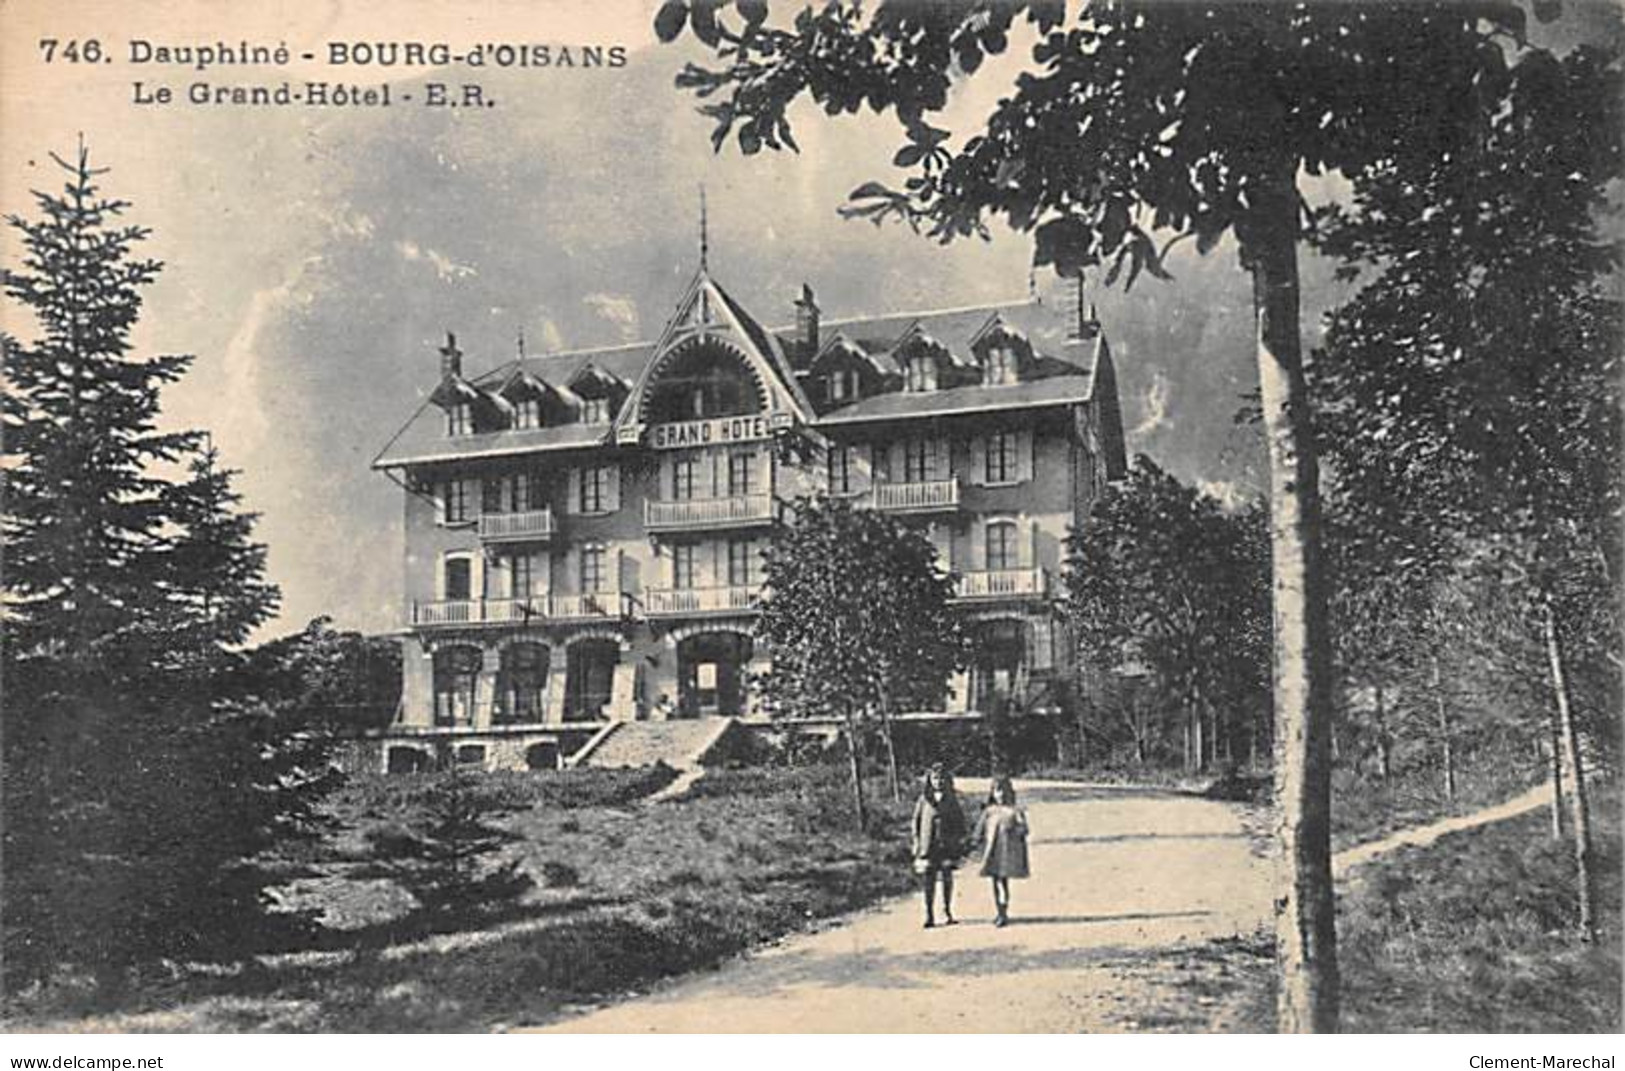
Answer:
371 258 1126 770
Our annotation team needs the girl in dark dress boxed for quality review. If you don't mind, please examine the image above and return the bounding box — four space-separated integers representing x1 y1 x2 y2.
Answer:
910 765 966 929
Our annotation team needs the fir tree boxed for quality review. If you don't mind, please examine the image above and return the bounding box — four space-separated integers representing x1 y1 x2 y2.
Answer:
2 145 307 989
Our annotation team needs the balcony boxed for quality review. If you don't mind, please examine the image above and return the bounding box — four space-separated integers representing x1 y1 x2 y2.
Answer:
954 568 1048 602
644 493 775 532
642 585 759 618
870 478 961 513
478 508 555 543
411 593 624 628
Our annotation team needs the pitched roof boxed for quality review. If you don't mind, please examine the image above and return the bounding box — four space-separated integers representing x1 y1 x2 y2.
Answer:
374 291 1106 469
814 375 1098 426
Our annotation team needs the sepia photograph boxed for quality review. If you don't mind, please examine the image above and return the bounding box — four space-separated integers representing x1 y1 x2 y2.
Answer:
0 0 1620 1045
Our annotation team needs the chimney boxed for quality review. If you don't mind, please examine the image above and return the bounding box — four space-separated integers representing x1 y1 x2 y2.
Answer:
794 283 820 352
439 331 463 380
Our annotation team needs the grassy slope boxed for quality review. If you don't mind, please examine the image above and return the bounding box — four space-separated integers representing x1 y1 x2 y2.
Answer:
5 765 928 1033
1337 786 1622 1033
1194 780 1621 1033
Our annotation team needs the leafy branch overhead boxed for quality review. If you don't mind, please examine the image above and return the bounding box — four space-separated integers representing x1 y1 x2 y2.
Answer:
660 0 1546 285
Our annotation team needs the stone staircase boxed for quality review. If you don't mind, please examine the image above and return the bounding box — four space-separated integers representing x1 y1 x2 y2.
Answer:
571 717 737 771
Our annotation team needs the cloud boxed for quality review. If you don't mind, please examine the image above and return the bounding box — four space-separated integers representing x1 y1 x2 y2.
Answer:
584 292 641 342
218 255 323 447
394 239 477 281
1128 370 1171 439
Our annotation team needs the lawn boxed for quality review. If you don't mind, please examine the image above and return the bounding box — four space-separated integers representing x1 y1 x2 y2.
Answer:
4 764 932 1033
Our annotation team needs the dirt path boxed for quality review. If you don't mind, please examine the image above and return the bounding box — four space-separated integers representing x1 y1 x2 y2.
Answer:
537 781 1271 1033
1331 781 1554 878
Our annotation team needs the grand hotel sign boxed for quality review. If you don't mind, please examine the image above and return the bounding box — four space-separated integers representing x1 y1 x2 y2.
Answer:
634 412 793 450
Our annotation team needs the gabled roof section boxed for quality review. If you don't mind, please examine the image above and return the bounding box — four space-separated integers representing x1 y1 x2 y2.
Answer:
611 268 815 441
568 362 631 398
428 376 483 408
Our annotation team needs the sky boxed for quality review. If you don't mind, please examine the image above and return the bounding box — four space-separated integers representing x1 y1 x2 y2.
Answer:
5 0 1608 641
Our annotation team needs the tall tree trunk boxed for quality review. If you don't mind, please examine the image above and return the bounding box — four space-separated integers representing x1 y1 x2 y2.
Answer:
1542 599 1595 941
842 711 868 832
1250 164 1339 1034
875 693 902 804
1191 695 1205 775
1373 682 1391 785
1430 656 1454 802
1548 707 1567 839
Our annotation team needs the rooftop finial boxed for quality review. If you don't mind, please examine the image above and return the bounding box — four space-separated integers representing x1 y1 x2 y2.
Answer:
517 325 526 358
699 183 710 272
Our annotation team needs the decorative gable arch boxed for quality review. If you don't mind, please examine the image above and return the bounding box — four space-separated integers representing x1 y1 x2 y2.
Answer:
634 333 772 426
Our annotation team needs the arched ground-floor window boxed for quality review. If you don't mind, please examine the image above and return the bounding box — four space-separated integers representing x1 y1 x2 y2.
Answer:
433 645 481 727
565 638 618 721
495 642 550 725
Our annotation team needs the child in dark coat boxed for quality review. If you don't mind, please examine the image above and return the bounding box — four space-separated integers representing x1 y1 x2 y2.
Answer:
974 776 1030 927
910 765 966 928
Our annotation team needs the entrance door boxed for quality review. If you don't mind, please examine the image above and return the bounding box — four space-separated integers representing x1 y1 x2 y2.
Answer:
972 619 1026 713
676 632 752 717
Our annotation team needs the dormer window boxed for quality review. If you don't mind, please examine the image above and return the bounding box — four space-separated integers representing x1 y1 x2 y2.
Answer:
905 356 938 393
514 397 542 430
582 397 611 424
446 403 473 437
828 368 858 404
986 346 1019 387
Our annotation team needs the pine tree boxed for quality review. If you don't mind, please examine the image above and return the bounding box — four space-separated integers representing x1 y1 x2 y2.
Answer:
2 145 300 989
366 769 534 930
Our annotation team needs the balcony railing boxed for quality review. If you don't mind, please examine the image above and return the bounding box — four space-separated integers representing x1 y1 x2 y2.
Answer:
411 593 622 628
549 592 624 621
478 508 555 543
642 585 759 617
870 478 961 513
954 568 1048 601
644 493 775 531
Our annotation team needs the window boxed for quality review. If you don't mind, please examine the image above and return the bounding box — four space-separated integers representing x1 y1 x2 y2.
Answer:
495 643 549 725
828 368 857 403
582 397 611 424
510 553 536 599
672 457 700 501
903 439 931 484
443 480 471 524
482 478 505 515
433 645 481 727
727 538 759 587
728 452 755 497
986 347 1018 386
672 544 697 590
445 403 472 436
986 431 1018 484
443 555 473 601
828 446 853 495
986 521 1020 571
905 356 938 392
581 545 608 593
515 397 542 430
579 466 610 513
512 471 542 513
